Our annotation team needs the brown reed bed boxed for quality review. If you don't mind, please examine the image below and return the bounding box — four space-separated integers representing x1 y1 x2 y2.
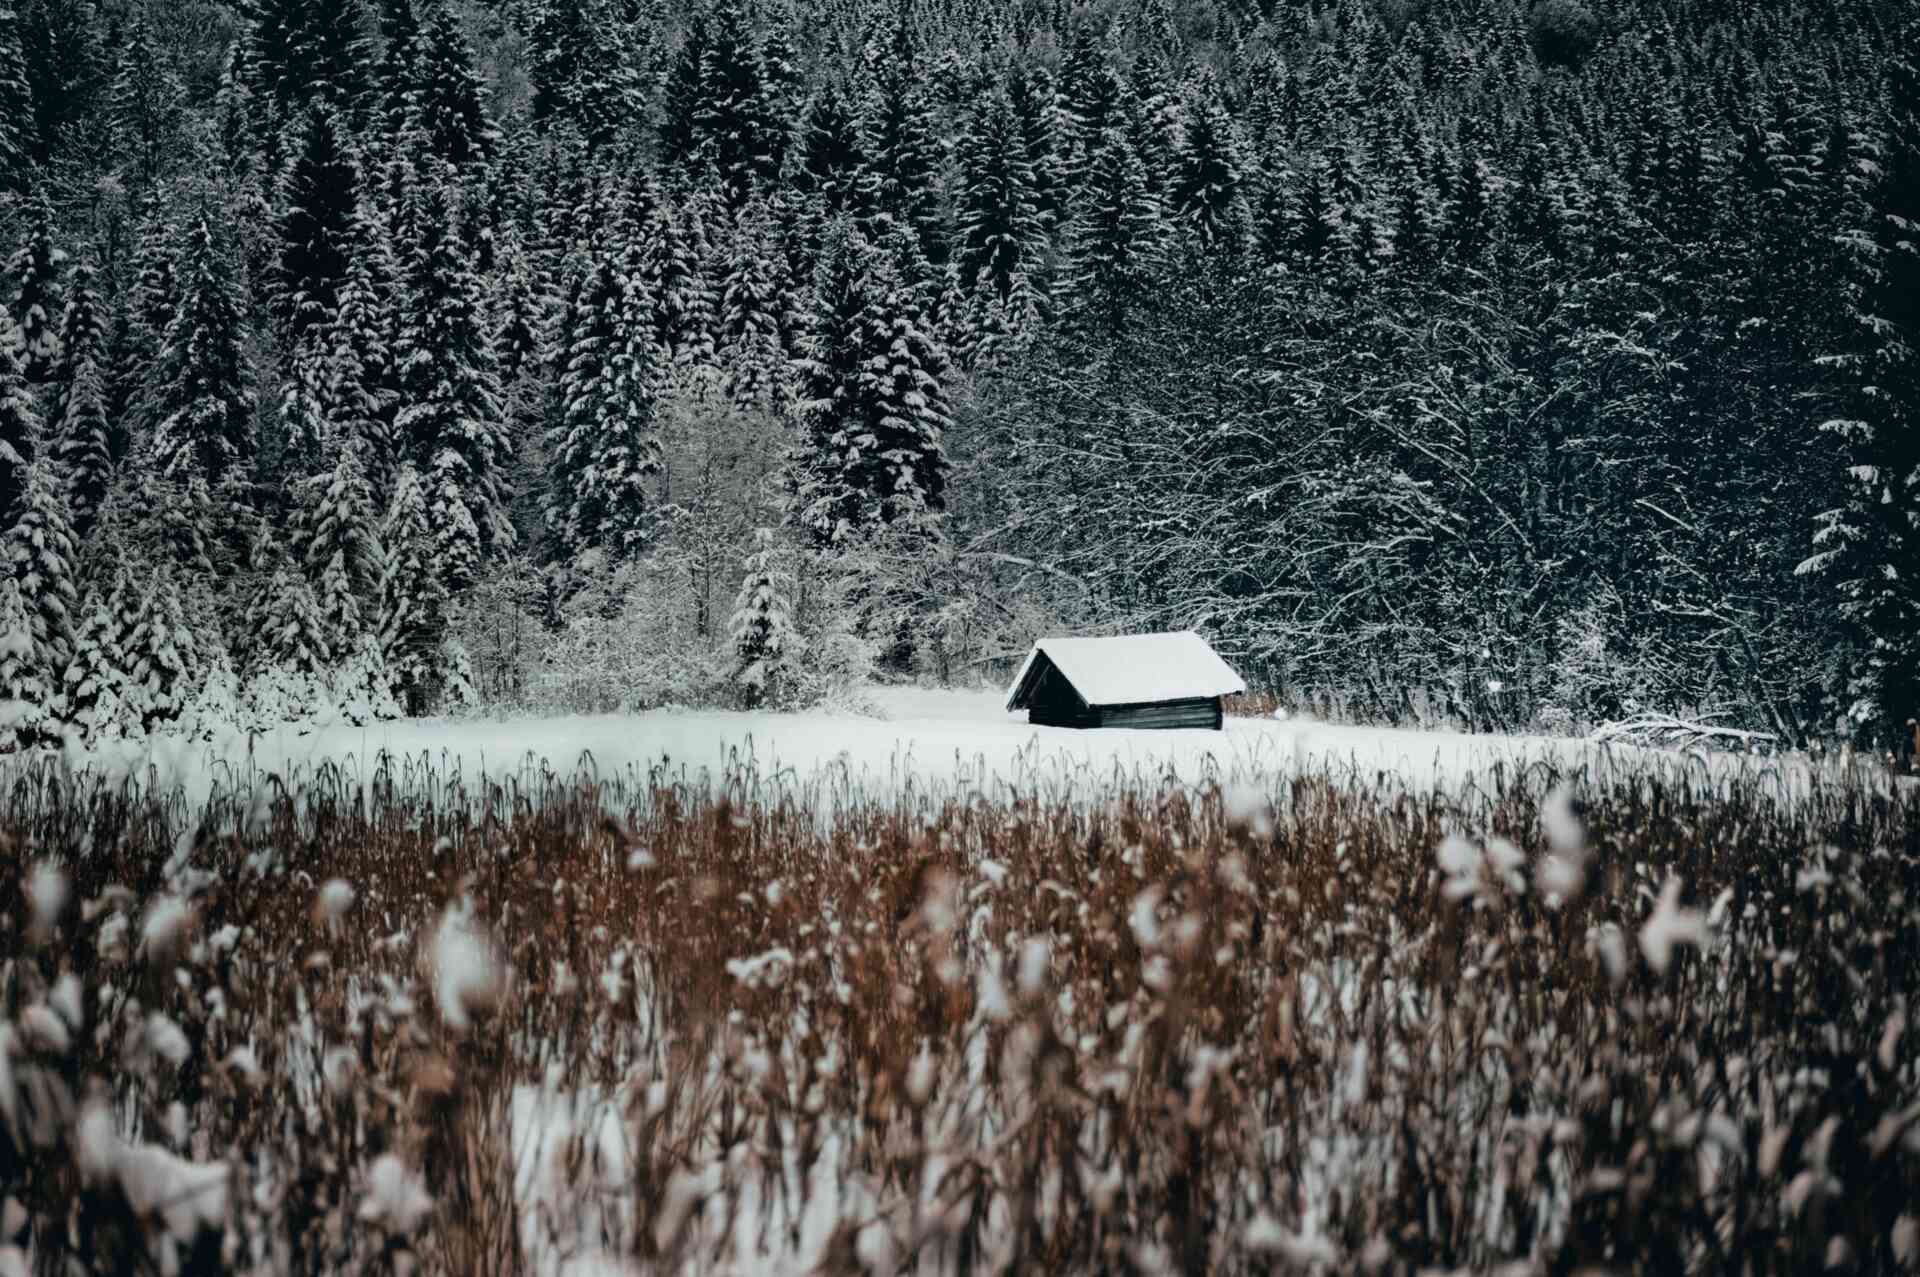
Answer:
1 750 1916 1275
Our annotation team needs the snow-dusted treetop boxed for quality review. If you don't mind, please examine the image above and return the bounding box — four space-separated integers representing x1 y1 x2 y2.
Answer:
1004 630 1246 711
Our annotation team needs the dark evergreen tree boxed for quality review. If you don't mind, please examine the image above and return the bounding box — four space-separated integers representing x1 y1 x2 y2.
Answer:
394 172 515 590
146 218 256 494
0 576 54 747
7 194 66 384
328 203 402 479
1803 55 1920 742
694 0 781 199
527 0 640 150
544 244 661 560
954 91 1046 302
791 221 949 546
855 17 941 258
4 456 78 673
1171 71 1248 252
18 0 102 170
0 310 38 522
369 0 423 146
105 6 183 191
376 462 450 713
1065 125 1163 337
718 196 793 411
273 105 361 351
0 0 31 192
249 0 371 117
798 76 863 212
409 0 498 169
657 14 708 171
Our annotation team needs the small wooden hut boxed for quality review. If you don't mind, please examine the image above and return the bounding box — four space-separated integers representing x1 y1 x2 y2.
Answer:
1004 632 1246 730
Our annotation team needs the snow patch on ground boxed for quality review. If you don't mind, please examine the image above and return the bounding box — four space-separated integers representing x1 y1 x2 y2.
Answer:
58 684 1848 806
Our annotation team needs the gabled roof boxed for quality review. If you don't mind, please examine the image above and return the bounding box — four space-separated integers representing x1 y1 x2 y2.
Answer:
1004 631 1247 711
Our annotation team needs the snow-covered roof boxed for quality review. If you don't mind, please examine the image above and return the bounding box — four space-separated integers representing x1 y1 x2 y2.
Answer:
1004 632 1247 711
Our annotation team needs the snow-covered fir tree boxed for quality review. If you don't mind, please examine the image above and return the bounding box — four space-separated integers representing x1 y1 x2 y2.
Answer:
377 463 451 714
954 91 1046 303
7 195 65 384
544 241 661 561
394 171 515 592
0 2 31 194
730 526 797 708
790 221 949 547
147 218 256 497
61 563 135 744
273 103 361 350
4 456 78 675
0 576 53 748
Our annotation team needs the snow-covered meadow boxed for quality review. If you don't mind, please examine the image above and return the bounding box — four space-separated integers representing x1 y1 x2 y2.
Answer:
62 684 1860 815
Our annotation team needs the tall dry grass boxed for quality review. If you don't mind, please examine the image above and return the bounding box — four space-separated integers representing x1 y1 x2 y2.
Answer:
1 750 1916 1274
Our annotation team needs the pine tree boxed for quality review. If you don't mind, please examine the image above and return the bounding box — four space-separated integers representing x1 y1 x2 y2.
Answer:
376 463 450 713
0 576 54 748
105 5 184 191
53 359 111 539
116 559 207 733
7 195 65 384
273 104 361 350
1802 55 1920 743
274 345 333 486
527 0 639 150
410 0 498 169
0 0 32 192
855 18 941 257
370 0 423 146
61 564 134 743
658 13 707 170
1172 71 1248 252
955 91 1046 303
718 197 793 412
328 202 402 481
544 243 661 560
633 188 716 367
0 310 38 523
4 455 77 674
147 218 256 493
19 0 105 169
798 75 862 211
251 0 371 116
791 221 949 546
394 172 515 591
730 526 795 707
695 0 781 199
1065 125 1163 337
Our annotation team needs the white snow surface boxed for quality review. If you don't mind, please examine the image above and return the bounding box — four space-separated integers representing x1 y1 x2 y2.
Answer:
60 685 1844 807
1005 630 1247 710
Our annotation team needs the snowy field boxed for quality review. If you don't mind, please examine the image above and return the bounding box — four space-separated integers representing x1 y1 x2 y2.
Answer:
60 684 1866 808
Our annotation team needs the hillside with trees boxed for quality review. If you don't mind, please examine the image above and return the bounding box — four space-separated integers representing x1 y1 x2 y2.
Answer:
0 0 1914 746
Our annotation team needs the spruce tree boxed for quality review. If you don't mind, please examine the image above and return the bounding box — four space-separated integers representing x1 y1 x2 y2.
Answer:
116 558 206 733
0 310 38 522
7 195 65 384
410 0 498 169
61 564 134 743
19 0 105 170
718 197 793 411
1065 125 1163 337
1802 55 1920 743
855 18 941 257
527 0 639 150
48 258 106 429
105 6 184 191
273 105 361 351
328 203 402 481
544 243 661 560
798 75 862 212
1172 71 1248 252
370 0 423 147
0 576 53 747
4 456 78 674
730 526 795 707
147 218 256 493
0 0 32 193
377 463 450 713
248 0 370 117
695 0 781 199
954 91 1046 303
791 221 949 545
53 349 111 537
394 172 515 591
658 14 707 171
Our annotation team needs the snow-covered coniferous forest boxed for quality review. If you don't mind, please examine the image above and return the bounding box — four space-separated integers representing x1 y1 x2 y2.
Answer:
0 0 1912 745
3 1 1920 1275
